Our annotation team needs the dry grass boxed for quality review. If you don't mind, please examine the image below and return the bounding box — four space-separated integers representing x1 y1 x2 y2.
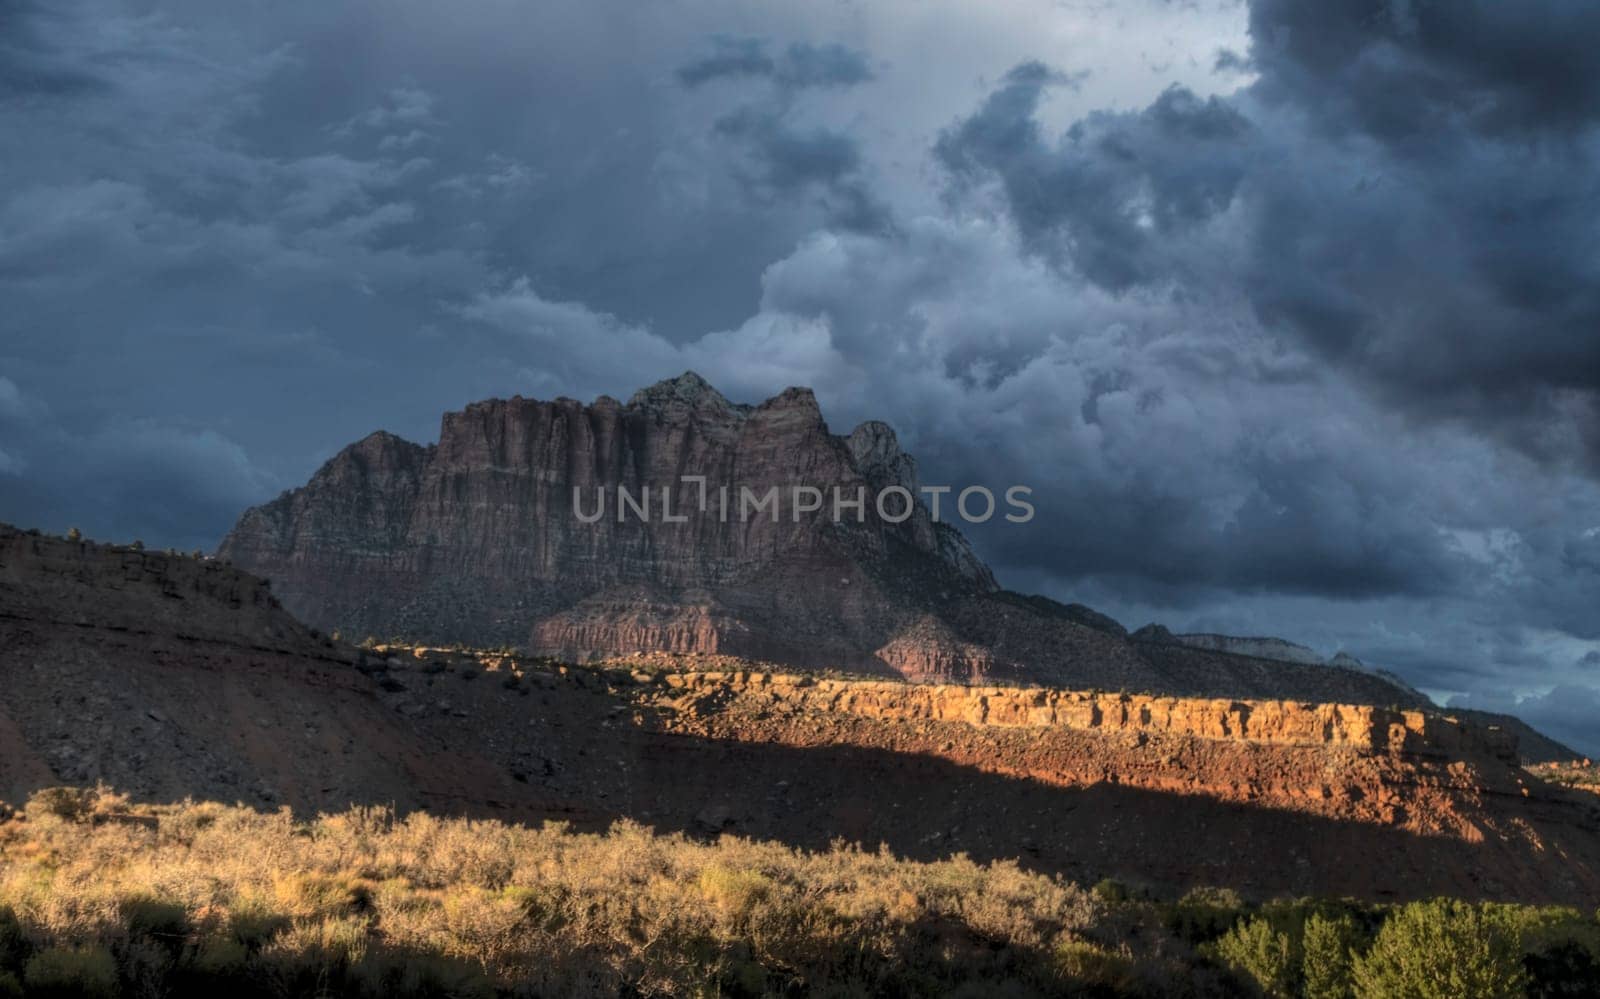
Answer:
0 786 1216 998
13 787 1586 996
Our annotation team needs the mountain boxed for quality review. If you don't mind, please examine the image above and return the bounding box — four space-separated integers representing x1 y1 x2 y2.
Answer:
219 374 1428 705
7 522 1600 905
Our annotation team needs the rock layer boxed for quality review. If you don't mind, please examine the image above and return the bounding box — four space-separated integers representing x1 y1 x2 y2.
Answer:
643 670 1520 761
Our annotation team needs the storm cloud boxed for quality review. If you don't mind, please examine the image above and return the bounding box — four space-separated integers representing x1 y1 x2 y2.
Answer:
1 0 1597 749
935 1 1600 465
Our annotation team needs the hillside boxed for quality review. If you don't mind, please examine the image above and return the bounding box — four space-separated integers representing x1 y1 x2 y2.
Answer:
5 523 1600 906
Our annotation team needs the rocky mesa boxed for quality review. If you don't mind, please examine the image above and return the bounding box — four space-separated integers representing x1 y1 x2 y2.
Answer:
218 373 1436 710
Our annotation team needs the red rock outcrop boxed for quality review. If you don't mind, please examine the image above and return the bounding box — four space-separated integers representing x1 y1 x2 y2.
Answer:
643 670 1520 761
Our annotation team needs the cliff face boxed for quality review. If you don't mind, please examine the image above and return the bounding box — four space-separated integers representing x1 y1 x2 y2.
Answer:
220 374 1424 703
221 373 1003 677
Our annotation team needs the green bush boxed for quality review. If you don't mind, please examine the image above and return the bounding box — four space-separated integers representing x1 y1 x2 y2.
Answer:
23 946 119 999
0 971 20 999
1212 916 1297 997
1351 899 1525 999
1164 886 1246 945
1302 912 1358 999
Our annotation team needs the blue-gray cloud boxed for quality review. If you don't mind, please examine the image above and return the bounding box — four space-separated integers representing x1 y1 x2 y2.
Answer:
937 64 1250 289
681 38 888 231
1449 685 1600 758
936 3 1600 469
678 38 873 90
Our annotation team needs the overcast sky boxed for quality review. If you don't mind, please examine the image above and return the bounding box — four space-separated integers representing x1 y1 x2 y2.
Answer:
3 0 1598 751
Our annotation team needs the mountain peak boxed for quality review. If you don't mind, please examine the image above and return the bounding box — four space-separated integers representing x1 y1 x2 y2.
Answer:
627 370 731 409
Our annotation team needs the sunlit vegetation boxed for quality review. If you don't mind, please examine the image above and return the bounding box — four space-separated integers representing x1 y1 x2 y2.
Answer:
1529 761 1600 794
1 787 1596 997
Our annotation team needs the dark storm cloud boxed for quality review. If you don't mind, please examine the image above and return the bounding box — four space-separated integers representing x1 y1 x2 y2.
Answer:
1248 0 1600 139
746 219 1490 606
710 107 889 231
0 0 110 97
677 37 774 86
677 38 873 90
937 1 1600 469
680 38 888 231
937 63 1249 289
0 376 271 550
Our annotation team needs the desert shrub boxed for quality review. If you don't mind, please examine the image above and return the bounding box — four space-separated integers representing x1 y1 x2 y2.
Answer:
228 897 292 952
23 946 118 999
1164 885 1247 945
1056 938 1138 991
1301 912 1359 999
119 893 189 945
259 915 371 994
1092 877 1130 904
1211 915 1297 997
25 787 96 823
1351 899 1525 999
274 873 375 920
698 864 773 925
4 795 1592 998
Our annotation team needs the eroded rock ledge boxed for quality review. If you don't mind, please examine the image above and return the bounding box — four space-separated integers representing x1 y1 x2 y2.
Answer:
441 648 1519 764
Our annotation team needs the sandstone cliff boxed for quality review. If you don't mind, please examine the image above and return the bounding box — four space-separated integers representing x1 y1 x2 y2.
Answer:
220 374 1425 704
